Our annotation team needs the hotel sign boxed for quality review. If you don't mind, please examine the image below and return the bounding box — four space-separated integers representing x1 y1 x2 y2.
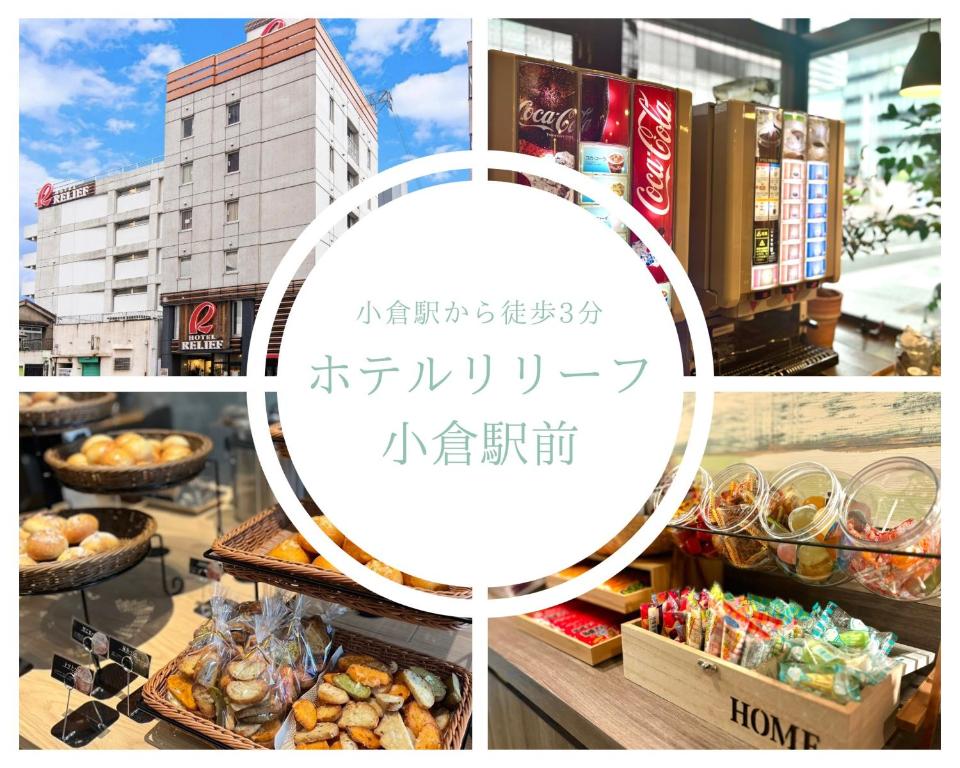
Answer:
36 180 96 209
181 301 225 351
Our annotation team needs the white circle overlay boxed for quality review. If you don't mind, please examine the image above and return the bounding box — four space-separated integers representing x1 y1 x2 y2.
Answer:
277 179 684 588
246 150 715 620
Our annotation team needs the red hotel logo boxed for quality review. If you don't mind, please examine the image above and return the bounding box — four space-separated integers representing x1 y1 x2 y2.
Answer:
189 301 217 335
261 19 286 36
35 183 54 209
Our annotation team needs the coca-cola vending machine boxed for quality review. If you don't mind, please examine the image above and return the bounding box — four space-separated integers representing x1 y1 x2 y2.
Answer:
688 100 844 321
489 51 692 317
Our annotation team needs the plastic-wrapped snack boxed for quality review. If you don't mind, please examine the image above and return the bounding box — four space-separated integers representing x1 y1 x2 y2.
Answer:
685 602 703 650
810 602 897 655
779 662 862 703
719 604 748 664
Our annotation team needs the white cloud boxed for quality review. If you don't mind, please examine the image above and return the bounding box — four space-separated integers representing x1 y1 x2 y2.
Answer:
431 19 470 58
20 19 172 56
106 118 136 134
20 50 134 126
348 19 427 73
129 43 184 83
57 156 104 179
20 153 53 215
391 64 469 142
24 138 64 154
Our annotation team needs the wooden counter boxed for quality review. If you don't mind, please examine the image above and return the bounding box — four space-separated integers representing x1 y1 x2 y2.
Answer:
20 505 472 750
488 617 744 749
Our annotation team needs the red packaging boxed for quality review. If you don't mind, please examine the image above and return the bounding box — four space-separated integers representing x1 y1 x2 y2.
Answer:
631 83 677 248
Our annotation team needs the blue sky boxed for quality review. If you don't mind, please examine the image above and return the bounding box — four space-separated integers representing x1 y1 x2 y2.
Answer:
19 18 471 269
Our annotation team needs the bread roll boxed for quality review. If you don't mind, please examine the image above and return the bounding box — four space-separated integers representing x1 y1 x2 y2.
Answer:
160 445 192 462
19 394 31 408
64 513 99 544
83 440 112 463
366 559 403 583
27 530 68 561
20 554 36 568
100 447 134 467
161 434 191 449
403 575 447 591
124 438 156 463
268 538 310 564
343 538 373 564
312 554 340 573
32 392 58 402
114 432 143 448
81 531 120 554
57 547 88 562
22 514 66 535
66 453 89 467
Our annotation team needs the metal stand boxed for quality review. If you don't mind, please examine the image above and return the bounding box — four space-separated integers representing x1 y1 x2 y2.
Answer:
148 533 184 596
113 655 154 723
209 457 223 537
51 676 118 748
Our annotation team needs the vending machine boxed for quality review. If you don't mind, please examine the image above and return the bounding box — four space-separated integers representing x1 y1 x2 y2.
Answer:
488 51 693 318
687 100 845 374
689 100 844 317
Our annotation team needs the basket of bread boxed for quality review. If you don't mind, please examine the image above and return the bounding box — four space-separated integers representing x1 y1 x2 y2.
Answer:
269 422 288 459
19 508 157 595
44 429 212 493
19 391 116 430
209 504 470 628
141 590 471 749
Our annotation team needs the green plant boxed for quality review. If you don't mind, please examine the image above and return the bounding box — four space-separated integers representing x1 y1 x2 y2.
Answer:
842 102 940 311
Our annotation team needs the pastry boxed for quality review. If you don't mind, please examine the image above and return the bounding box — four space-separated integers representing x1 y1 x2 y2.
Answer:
64 513 99 544
57 546 88 562
80 531 120 554
366 559 403 583
27 530 69 561
66 453 89 467
343 538 373 564
267 537 310 564
22 513 66 535
100 447 134 467
161 434 191 449
161 445 193 462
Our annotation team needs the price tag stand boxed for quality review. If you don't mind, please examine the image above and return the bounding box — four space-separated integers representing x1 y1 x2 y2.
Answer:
114 654 154 723
50 661 119 748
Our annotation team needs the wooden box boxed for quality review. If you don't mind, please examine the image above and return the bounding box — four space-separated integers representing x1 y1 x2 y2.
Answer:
512 615 642 666
547 557 672 613
621 623 903 749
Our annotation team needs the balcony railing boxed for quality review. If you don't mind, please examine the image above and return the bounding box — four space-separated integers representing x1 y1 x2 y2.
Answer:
347 134 360 164
19 339 44 352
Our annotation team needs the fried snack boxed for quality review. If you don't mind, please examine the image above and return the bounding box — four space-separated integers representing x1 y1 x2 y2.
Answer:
399 669 435 709
332 672 371 700
192 684 217 719
337 701 379 729
402 700 437 737
347 663 391 689
315 704 342 722
292 699 317 731
415 723 441 750
338 732 359 750
388 682 411 702
167 673 197 710
316 682 349 705
225 678 269 705
410 666 446 700
294 722 339 744
251 719 282 745
374 692 404 712
347 726 381 749
375 712 416 749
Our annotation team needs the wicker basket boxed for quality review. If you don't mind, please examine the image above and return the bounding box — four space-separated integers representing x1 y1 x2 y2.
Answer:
210 505 470 630
141 628 472 750
19 392 116 430
44 429 213 493
19 507 157 595
269 423 289 459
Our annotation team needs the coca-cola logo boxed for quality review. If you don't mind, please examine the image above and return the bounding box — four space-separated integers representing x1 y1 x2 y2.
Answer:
189 301 217 335
36 183 54 209
518 100 577 136
634 89 674 217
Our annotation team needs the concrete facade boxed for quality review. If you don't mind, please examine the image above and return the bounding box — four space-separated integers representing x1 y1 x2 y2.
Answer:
24 163 164 375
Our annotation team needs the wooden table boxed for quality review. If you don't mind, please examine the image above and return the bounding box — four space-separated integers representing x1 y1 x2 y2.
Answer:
822 320 897 376
488 618 744 749
20 505 472 750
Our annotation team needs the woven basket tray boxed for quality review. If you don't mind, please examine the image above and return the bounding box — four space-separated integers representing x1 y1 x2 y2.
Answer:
210 505 470 630
19 392 116 430
19 507 157 595
269 423 289 459
44 429 213 493
141 628 472 750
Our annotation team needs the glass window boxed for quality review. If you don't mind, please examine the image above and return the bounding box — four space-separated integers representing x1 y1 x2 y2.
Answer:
227 101 240 125
623 20 781 105
178 256 191 278
180 208 192 231
329 95 335 122
232 300 243 336
224 249 238 273
180 162 193 185
226 150 240 174
182 115 194 138
367 147 372 169
347 212 358 229
329 146 335 171
225 199 239 223
809 22 941 331
489 19 574 64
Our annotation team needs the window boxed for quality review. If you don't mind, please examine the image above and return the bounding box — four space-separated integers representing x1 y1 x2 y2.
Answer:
180 208 193 230
113 285 147 295
347 168 359 190
347 212 359 229
182 115 194 138
329 95 335 122
489 18 574 64
347 121 359 163
180 162 193 185
114 252 148 280
227 101 240 125
225 199 239 223
178 256 191 278
329 146 335 172
226 150 240 174
113 357 132 372
232 300 243 337
224 249 238 273
367 147 372 169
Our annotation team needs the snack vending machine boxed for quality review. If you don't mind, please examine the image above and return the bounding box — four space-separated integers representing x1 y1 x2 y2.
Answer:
688 100 845 320
488 51 692 318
